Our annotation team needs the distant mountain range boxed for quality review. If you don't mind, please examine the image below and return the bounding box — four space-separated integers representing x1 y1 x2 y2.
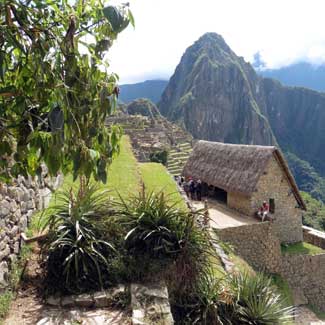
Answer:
119 79 168 104
117 35 325 202
119 63 325 104
157 32 325 203
257 62 325 93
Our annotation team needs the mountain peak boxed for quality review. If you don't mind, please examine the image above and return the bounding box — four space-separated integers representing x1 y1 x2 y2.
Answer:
196 32 232 53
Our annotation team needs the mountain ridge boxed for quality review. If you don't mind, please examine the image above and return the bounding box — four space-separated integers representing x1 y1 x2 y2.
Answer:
119 79 168 104
157 32 325 201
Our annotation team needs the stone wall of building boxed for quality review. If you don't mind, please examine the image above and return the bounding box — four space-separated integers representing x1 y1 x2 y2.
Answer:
216 222 282 273
227 191 251 216
0 170 61 291
303 226 325 249
280 253 325 310
251 157 303 244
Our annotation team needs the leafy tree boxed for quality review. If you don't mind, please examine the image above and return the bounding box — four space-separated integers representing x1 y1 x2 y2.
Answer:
149 150 168 165
0 0 134 183
301 191 325 231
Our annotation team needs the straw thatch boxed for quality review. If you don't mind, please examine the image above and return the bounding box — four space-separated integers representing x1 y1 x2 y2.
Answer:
183 140 306 210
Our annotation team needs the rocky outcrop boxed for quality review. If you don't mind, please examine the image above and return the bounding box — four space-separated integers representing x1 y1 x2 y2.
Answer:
125 98 162 119
158 33 276 146
0 169 60 290
158 32 325 182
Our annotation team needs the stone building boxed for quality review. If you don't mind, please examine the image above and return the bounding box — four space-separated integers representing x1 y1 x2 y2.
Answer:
183 140 306 243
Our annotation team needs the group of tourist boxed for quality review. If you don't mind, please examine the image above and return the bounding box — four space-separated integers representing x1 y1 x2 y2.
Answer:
175 176 203 201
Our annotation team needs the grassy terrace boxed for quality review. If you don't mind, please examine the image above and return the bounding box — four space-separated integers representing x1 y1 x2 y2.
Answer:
51 136 141 202
139 162 187 210
29 136 142 233
281 242 325 255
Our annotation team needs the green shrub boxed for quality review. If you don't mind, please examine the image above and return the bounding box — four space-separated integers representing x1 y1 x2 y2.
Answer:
118 191 183 258
115 190 208 282
42 184 117 294
0 291 13 321
223 272 294 324
172 271 294 325
149 150 168 165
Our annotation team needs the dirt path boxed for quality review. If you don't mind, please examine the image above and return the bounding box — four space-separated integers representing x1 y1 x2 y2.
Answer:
4 245 130 325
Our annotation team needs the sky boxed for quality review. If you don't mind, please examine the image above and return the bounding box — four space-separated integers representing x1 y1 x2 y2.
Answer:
108 0 325 84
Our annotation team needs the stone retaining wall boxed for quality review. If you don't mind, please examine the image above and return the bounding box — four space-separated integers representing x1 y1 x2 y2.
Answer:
303 226 325 249
280 253 325 310
217 222 325 310
216 222 282 273
0 169 60 290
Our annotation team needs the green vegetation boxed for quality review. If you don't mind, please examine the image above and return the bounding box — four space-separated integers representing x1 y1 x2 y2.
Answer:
140 162 186 210
281 242 325 255
172 271 294 324
301 191 325 231
115 190 208 283
118 191 185 259
43 185 116 294
0 291 13 324
308 304 325 320
0 244 32 323
50 136 141 201
272 275 294 306
286 152 325 203
149 150 168 165
1 1 133 183
105 136 141 199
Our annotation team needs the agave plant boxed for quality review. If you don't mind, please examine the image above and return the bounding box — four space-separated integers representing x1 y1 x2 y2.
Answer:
116 190 186 259
42 184 116 293
226 272 294 324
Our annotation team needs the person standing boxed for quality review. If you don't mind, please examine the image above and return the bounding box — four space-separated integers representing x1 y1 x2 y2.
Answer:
183 180 190 198
196 179 202 201
189 179 196 200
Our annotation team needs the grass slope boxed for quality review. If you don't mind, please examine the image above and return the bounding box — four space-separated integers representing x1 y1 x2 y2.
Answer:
281 242 325 255
51 135 141 201
139 162 187 210
30 135 142 232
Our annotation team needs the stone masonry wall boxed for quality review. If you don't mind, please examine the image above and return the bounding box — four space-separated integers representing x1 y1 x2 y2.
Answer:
303 226 325 249
227 191 251 216
0 169 60 291
216 222 282 273
280 254 325 310
251 157 303 244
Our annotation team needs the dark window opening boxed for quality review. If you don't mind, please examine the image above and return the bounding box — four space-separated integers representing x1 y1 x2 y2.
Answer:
214 187 227 204
269 198 275 214
201 183 228 204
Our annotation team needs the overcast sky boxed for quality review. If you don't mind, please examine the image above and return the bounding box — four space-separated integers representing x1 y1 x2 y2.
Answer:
108 0 325 84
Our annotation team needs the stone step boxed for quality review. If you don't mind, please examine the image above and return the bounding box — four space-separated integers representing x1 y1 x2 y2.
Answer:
169 152 190 159
168 168 183 175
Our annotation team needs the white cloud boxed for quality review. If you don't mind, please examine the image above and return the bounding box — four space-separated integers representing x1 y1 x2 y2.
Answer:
107 0 325 83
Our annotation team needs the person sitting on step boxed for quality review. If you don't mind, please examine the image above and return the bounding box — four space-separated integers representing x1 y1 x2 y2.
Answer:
258 201 269 222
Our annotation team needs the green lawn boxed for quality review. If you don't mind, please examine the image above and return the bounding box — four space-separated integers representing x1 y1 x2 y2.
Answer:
104 135 141 199
50 135 141 201
30 135 141 233
139 162 187 210
281 242 325 255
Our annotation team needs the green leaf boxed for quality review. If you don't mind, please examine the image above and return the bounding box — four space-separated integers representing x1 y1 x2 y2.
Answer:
128 9 135 28
49 105 64 132
103 6 129 33
27 150 39 175
89 149 100 161
0 141 12 156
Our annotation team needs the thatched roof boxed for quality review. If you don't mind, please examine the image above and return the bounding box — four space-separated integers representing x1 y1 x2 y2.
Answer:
183 140 306 210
